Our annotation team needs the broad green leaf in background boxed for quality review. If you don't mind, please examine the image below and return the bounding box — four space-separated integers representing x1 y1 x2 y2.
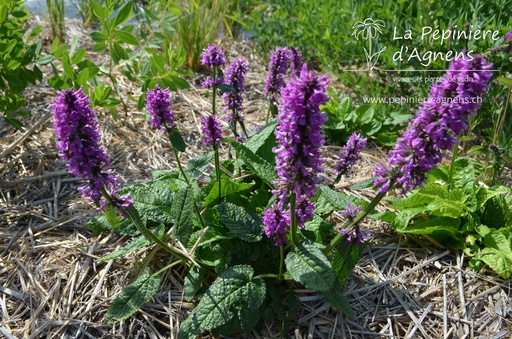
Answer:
171 182 197 245
204 175 254 206
230 141 277 186
285 240 335 292
178 265 266 339
332 241 362 285
106 267 161 323
215 202 263 242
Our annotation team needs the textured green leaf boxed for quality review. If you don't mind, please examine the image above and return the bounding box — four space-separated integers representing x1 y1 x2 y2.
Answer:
184 267 204 302
178 265 266 339
324 286 354 318
204 175 254 206
215 202 263 242
477 226 512 279
285 240 335 292
104 204 120 229
171 183 197 245
246 120 277 153
106 267 161 323
318 184 365 211
332 241 362 285
124 179 175 225
186 152 214 177
230 141 277 186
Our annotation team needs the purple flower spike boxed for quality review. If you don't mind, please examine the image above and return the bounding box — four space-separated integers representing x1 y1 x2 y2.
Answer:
288 47 303 73
341 226 370 244
335 133 367 176
504 30 512 52
263 47 291 101
374 53 493 195
340 203 362 220
223 57 249 118
51 87 132 213
262 63 329 244
263 201 290 246
201 76 224 89
201 114 223 147
146 85 175 131
201 44 226 68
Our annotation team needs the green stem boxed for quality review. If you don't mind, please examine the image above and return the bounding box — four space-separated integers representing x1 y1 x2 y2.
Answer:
323 190 387 256
278 245 284 280
152 258 184 277
289 192 297 248
214 145 222 201
447 144 458 191
163 122 189 184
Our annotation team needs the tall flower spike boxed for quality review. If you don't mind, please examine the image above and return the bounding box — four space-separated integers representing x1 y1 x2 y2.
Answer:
263 63 329 245
201 44 226 68
374 53 493 195
263 47 290 101
335 132 367 177
223 57 249 118
201 114 223 147
50 87 132 213
146 85 175 131
288 47 303 74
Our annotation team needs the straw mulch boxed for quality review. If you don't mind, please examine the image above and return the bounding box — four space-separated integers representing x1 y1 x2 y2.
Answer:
1 19 511 339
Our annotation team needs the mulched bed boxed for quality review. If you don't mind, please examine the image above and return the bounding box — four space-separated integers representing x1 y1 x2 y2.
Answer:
1 17 511 339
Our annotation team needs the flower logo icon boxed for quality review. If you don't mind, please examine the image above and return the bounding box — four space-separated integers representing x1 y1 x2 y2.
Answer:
352 18 386 71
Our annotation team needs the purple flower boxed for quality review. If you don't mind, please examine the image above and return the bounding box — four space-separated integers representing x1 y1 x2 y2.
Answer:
201 44 226 68
263 63 329 244
374 54 493 195
50 87 132 214
263 47 291 101
262 200 290 246
201 114 223 147
146 85 175 131
341 225 370 244
504 30 512 52
340 203 362 220
335 133 367 176
288 47 303 73
222 57 249 118
201 76 224 89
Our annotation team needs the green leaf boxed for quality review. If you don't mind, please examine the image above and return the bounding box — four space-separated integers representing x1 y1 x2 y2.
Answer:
168 127 186 152
171 183 197 245
115 29 140 45
204 175 254 206
184 267 204 302
104 204 120 229
113 0 133 27
477 226 512 279
113 42 128 60
324 286 354 318
215 202 263 242
123 179 176 226
106 267 161 323
186 152 214 177
245 120 277 153
318 184 365 211
97 225 164 262
332 241 362 285
230 141 277 186
178 265 266 339
285 240 335 292
36 54 54 65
